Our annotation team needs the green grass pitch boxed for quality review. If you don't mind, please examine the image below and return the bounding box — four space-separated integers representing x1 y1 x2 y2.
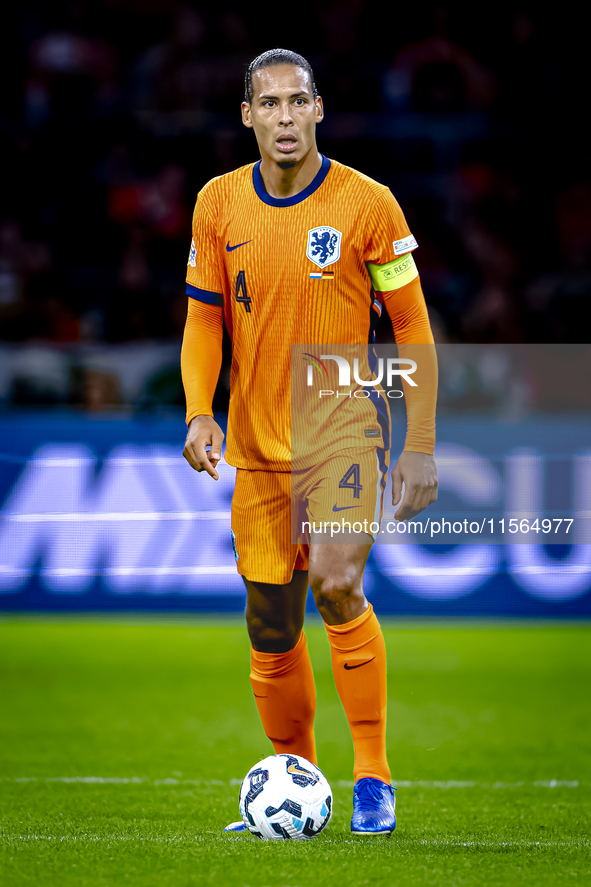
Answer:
1 616 590 886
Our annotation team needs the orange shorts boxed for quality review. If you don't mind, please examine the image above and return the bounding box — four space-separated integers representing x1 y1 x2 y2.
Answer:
230 447 389 585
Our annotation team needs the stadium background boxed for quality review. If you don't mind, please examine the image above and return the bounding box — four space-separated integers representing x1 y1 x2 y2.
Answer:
1 1 590 616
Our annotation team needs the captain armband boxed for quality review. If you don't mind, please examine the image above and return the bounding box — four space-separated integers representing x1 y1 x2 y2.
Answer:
367 253 418 292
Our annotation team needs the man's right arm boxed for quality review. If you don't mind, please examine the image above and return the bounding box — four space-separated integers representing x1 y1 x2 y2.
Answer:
182 184 227 479
181 298 225 479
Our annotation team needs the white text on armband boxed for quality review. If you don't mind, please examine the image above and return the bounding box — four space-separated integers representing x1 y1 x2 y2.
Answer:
367 253 418 292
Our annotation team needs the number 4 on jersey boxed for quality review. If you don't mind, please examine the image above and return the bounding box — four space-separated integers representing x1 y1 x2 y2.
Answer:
339 463 362 499
235 270 251 313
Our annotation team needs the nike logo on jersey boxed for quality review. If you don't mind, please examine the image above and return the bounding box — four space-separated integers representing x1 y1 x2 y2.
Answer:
226 240 252 252
344 657 375 670
332 504 363 512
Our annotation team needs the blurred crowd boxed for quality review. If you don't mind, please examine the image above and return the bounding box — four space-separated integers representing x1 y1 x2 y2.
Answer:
0 1 590 409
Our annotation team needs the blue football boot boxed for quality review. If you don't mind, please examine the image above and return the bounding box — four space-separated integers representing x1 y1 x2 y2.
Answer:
222 820 248 833
351 778 396 835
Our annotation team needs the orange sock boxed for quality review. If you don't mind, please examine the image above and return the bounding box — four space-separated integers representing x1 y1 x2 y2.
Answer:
250 631 317 765
324 604 390 784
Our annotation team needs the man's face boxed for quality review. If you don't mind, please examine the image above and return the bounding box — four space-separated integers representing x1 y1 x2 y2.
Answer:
242 64 323 169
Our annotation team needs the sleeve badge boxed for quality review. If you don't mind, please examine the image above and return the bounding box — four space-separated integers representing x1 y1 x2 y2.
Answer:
393 234 418 255
188 237 197 267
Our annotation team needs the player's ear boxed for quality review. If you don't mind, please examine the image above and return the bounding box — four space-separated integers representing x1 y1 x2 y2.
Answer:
315 96 324 124
241 102 253 128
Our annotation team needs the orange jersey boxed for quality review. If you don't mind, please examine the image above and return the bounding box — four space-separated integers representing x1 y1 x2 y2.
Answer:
185 156 424 471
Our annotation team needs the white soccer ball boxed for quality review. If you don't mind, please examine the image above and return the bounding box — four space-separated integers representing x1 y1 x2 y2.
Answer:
239 754 332 840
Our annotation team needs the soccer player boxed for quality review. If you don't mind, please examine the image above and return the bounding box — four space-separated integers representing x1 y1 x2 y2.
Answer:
181 49 438 835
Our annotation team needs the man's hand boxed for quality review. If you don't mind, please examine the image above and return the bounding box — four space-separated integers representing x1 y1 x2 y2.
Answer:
183 415 225 480
391 451 438 521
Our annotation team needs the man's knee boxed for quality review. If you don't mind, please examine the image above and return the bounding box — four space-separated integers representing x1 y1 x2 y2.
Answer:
244 572 308 653
246 609 301 653
310 568 365 622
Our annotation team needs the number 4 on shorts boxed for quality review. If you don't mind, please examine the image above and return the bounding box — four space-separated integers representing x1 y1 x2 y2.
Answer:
338 463 362 500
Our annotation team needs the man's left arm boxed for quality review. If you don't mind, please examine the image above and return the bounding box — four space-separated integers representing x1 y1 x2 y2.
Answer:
372 266 438 520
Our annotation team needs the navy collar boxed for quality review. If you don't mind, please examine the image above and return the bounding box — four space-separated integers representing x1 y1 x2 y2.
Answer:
252 154 331 207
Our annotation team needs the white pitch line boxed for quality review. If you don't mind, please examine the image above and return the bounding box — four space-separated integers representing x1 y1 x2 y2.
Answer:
1 834 589 849
0 777 583 788
416 839 590 848
0 835 186 843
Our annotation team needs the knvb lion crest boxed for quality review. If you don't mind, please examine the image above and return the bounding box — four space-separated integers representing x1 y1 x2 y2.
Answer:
306 226 342 269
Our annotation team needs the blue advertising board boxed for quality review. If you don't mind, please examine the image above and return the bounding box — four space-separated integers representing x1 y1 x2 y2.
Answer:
1 411 590 616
